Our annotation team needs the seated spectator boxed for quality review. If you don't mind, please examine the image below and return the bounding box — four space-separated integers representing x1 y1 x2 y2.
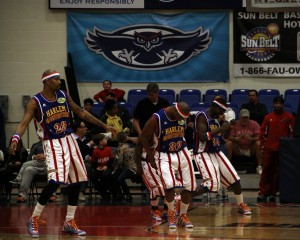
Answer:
225 109 261 166
93 80 125 103
4 138 28 198
71 120 94 202
99 99 138 148
9 140 55 203
240 89 268 125
91 133 119 200
82 98 102 140
114 133 140 201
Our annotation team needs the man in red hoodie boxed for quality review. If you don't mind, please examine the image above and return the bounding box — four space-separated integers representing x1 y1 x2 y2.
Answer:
257 96 295 203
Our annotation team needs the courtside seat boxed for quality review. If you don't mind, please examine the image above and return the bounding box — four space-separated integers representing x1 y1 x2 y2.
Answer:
179 89 201 107
204 89 227 105
258 89 280 113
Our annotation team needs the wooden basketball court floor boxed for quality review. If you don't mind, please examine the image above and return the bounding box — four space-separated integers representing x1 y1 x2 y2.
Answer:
0 191 300 240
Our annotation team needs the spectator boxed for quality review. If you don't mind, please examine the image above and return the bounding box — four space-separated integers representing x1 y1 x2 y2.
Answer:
91 133 119 200
225 109 261 166
93 80 125 103
71 120 94 202
240 89 268 125
82 98 102 140
257 96 295 203
4 138 28 198
133 83 169 137
9 140 57 203
99 99 138 148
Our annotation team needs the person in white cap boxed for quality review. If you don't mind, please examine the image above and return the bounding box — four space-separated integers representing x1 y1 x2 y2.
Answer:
8 69 116 238
225 108 261 167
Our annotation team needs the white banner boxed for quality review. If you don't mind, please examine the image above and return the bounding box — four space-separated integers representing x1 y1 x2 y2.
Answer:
49 0 144 9
246 0 300 12
234 64 300 77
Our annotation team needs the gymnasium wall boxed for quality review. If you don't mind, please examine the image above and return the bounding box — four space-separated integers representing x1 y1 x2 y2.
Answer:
0 0 298 147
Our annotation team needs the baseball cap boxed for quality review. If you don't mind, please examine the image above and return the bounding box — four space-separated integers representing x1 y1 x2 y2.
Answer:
273 96 284 104
239 109 250 117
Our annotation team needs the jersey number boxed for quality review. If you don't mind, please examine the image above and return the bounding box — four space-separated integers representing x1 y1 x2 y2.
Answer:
169 141 182 152
54 121 67 134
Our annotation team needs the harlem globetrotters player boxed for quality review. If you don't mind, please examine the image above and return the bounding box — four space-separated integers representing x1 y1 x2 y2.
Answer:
9 69 116 237
140 102 197 229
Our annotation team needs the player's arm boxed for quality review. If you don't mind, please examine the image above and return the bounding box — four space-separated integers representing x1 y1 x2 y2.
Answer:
9 99 36 155
67 94 116 135
139 116 157 169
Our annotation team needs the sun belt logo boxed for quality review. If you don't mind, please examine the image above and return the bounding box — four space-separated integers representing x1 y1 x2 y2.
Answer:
85 25 211 70
240 23 280 62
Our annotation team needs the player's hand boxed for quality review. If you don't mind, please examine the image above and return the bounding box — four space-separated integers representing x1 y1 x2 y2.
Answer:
106 126 117 136
220 121 230 131
9 142 17 155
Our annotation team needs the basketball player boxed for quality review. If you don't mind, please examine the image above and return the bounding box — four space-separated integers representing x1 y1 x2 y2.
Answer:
140 102 197 229
192 97 251 215
9 69 116 237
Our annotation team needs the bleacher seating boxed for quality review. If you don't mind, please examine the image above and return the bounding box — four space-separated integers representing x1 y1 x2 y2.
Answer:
159 89 176 104
127 89 147 112
191 102 209 113
230 89 249 112
118 102 133 118
227 102 238 119
179 89 201 107
284 89 300 115
204 89 227 105
91 102 105 116
258 89 280 113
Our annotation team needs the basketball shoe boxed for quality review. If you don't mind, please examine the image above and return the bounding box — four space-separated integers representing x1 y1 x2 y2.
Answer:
177 213 193 228
151 209 162 221
238 203 252 215
62 219 86 235
168 210 177 229
27 216 39 238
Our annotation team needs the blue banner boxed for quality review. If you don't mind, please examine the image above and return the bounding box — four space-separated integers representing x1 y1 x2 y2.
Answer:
67 12 229 82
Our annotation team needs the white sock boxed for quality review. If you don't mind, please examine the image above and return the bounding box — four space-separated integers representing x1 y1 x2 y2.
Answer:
235 193 244 206
166 200 175 212
180 202 189 216
32 202 45 218
65 205 77 222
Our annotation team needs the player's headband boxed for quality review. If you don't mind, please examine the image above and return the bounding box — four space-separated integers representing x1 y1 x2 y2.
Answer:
175 103 190 119
213 100 227 110
42 72 60 82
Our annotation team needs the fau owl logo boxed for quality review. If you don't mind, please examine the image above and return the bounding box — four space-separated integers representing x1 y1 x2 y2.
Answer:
85 25 212 70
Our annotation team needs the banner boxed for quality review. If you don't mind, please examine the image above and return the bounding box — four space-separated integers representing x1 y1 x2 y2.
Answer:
246 0 300 12
49 0 243 9
49 0 144 9
67 12 229 83
145 0 243 9
233 11 300 77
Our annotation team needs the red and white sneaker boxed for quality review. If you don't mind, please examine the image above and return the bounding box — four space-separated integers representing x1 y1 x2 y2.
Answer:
27 216 39 238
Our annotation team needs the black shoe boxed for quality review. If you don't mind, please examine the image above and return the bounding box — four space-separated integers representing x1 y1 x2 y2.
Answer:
269 195 276 202
257 194 267 202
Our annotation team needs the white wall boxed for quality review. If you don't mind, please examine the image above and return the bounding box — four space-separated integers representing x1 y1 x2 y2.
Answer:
0 0 298 148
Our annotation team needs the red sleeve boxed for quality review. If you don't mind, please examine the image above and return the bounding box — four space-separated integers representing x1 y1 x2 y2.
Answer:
113 88 125 100
93 90 106 102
